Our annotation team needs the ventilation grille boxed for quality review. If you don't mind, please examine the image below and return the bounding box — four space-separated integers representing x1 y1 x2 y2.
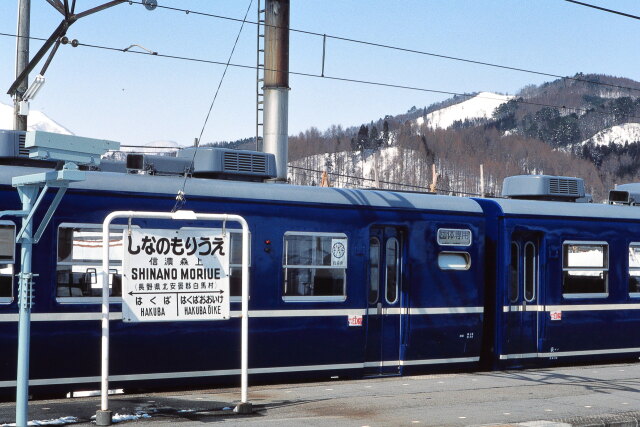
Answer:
223 152 267 174
18 133 28 157
549 178 579 196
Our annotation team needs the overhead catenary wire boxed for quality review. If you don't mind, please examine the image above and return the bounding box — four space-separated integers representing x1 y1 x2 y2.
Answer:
1 31 639 122
172 0 253 212
289 165 483 197
121 0 640 96
562 0 640 21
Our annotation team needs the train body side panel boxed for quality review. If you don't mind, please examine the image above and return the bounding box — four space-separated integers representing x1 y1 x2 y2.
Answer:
0 174 486 395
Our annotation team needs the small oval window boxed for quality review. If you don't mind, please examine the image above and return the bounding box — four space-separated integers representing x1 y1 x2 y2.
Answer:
438 252 470 270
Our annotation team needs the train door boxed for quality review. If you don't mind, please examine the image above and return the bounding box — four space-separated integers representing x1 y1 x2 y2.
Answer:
365 227 405 376
504 234 541 360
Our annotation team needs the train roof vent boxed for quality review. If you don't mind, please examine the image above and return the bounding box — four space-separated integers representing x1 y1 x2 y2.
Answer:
609 183 640 206
0 129 27 159
502 175 587 202
177 147 276 181
0 129 54 167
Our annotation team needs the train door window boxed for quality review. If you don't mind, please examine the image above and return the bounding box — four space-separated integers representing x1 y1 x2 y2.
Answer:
282 232 347 301
629 243 640 296
437 252 470 270
0 223 16 303
524 242 536 302
369 237 380 304
56 223 129 303
509 242 519 303
562 241 608 298
385 237 400 304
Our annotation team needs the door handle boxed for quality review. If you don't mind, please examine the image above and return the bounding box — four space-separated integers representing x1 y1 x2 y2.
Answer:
377 302 382 315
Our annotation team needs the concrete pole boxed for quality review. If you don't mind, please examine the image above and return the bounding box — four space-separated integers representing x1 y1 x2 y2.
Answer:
14 0 30 131
15 186 37 427
263 0 289 182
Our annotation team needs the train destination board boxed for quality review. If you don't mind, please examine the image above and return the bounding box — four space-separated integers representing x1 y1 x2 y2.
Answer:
437 228 472 246
122 228 230 322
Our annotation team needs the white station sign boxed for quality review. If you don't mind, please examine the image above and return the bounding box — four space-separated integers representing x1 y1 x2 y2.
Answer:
122 228 230 322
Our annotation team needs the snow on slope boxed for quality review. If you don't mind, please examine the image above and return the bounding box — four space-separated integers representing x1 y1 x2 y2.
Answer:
417 92 513 129
0 102 73 134
581 123 640 147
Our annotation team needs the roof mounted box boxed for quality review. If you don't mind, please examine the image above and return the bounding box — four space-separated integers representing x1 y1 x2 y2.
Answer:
26 131 119 165
177 147 276 181
126 154 192 175
609 183 640 206
502 175 587 202
0 129 28 158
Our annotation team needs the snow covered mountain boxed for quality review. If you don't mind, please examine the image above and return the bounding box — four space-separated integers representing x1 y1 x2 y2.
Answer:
580 123 640 147
417 92 513 129
0 102 73 135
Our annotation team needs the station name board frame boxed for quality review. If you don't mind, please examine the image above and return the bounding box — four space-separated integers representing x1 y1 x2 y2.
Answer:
99 210 250 418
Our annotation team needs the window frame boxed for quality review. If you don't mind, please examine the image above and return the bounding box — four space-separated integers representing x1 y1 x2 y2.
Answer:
0 221 16 304
56 222 132 304
629 242 640 298
282 231 348 302
385 237 400 304
437 251 471 271
182 227 250 302
509 242 519 303
368 236 381 304
562 240 609 299
523 241 536 302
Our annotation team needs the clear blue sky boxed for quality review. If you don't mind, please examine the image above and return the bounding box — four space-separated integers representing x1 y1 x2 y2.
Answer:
1 0 640 147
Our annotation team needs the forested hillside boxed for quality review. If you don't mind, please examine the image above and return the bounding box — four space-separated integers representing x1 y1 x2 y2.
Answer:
287 73 640 202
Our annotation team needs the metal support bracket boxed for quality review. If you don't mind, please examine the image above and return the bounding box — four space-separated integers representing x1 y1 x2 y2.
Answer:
17 272 37 310
0 210 28 220
14 162 82 244
15 184 70 244
34 186 68 243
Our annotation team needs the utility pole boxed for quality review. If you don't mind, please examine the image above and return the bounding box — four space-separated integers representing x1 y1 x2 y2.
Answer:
263 0 290 182
14 0 30 131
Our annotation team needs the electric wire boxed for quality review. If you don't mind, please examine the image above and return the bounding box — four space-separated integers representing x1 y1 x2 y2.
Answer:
288 165 483 196
171 0 253 212
562 0 640 21
3 29 640 124
122 0 640 95
2 31 639 122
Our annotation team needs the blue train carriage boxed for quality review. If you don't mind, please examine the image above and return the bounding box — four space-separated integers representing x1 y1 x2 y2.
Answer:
0 136 486 397
477 175 640 369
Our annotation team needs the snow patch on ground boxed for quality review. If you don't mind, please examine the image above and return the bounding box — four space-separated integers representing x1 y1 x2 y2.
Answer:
421 92 513 129
1 416 79 426
0 102 73 135
89 411 152 424
580 123 640 147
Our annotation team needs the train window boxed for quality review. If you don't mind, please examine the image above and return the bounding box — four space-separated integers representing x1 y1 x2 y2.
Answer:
56 224 127 303
509 242 519 303
562 241 608 298
385 237 400 304
228 231 250 299
438 252 470 270
629 244 640 296
524 242 536 302
0 223 16 303
180 227 250 300
369 237 380 304
282 232 347 301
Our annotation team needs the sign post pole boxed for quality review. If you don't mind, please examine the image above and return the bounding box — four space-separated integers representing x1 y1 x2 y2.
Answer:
97 210 251 426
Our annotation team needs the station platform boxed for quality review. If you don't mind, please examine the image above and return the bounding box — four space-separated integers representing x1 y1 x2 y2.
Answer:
1 362 640 426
